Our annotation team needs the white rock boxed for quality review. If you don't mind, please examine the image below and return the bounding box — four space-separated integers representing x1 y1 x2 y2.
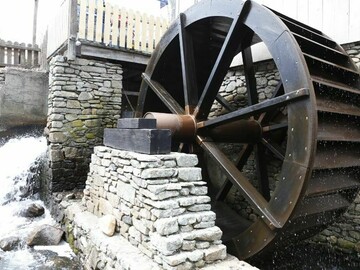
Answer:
99 214 116 236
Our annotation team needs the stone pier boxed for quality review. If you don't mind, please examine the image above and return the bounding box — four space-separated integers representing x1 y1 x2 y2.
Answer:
64 146 257 270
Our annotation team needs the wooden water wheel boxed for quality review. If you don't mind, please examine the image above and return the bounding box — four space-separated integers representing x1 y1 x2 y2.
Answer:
135 0 360 259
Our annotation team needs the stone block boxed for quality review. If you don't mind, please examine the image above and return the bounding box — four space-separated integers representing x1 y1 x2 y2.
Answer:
133 218 150 235
141 168 176 179
150 233 183 256
178 168 202 181
204 245 227 262
151 208 186 219
104 128 171 155
154 217 179 236
182 240 196 251
117 182 136 204
99 198 113 215
183 227 222 241
117 118 156 129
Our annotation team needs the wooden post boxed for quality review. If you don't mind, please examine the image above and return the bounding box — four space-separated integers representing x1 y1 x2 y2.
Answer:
67 0 78 60
33 0 39 46
0 40 5 66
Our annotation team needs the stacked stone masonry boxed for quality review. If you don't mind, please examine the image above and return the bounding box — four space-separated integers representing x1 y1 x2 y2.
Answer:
79 146 227 269
46 56 122 191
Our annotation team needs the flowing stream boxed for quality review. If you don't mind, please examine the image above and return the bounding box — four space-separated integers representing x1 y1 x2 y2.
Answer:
0 136 80 269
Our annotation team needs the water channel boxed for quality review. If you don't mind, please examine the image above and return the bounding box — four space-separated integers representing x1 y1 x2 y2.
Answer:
0 135 81 269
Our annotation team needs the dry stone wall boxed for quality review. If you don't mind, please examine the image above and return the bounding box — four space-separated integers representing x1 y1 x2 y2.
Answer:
46 56 122 192
78 146 227 269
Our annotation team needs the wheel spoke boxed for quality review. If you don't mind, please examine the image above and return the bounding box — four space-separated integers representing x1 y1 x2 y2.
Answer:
216 144 254 201
215 94 237 112
242 44 259 106
255 143 270 200
198 88 309 129
179 13 198 114
261 138 285 160
193 0 252 120
142 73 185 115
262 122 288 133
197 136 282 228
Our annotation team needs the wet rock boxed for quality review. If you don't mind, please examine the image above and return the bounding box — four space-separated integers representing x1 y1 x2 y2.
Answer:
99 215 116 236
27 225 64 246
19 203 45 218
0 236 21 251
37 256 82 270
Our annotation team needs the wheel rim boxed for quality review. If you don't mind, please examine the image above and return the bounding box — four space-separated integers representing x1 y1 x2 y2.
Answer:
135 0 359 259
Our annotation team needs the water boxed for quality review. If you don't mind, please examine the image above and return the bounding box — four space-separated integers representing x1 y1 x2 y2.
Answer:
0 136 80 269
250 243 360 269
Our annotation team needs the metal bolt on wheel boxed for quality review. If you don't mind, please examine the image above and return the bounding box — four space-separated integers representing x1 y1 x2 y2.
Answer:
135 0 360 259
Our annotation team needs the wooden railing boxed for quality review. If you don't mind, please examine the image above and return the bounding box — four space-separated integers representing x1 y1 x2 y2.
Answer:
0 40 40 67
47 0 169 58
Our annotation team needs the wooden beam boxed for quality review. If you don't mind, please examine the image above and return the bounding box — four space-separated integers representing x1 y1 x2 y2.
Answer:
78 43 150 65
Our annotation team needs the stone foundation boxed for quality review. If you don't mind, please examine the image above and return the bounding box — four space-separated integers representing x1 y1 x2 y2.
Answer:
46 56 122 192
64 146 257 269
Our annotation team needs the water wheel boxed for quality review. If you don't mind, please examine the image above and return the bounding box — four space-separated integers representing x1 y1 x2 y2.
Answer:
135 0 360 259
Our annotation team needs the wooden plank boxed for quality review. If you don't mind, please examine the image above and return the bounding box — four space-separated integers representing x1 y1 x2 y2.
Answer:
112 6 120 46
27 45 33 65
78 0 87 39
148 15 155 53
0 45 4 65
134 12 141 51
20 46 26 64
33 50 39 66
154 17 162 48
6 47 12 65
119 8 127 48
103 2 112 45
104 128 171 154
126 10 134 50
161 18 168 36
13 43 19 65
117 118 156 129
95 0 104 42
79 43 150 65
308 0 323 31
141 13 148 52
349 0 360 42
87 0 96 41
68 0 78 60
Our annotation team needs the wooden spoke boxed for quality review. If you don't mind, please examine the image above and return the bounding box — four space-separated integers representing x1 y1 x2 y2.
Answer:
193 0 252 120
216 144 254 201
197 136 282 228
179 13 198 114
215 94 237 112
262 122 288 133
255 143 270 200
261 138 285 160
242 44 259 106
198 88 309 129
142 73 185 115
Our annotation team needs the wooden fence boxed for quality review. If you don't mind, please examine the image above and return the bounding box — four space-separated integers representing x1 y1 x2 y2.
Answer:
47 0 169 58
78 0 168 53
0 40 40 67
